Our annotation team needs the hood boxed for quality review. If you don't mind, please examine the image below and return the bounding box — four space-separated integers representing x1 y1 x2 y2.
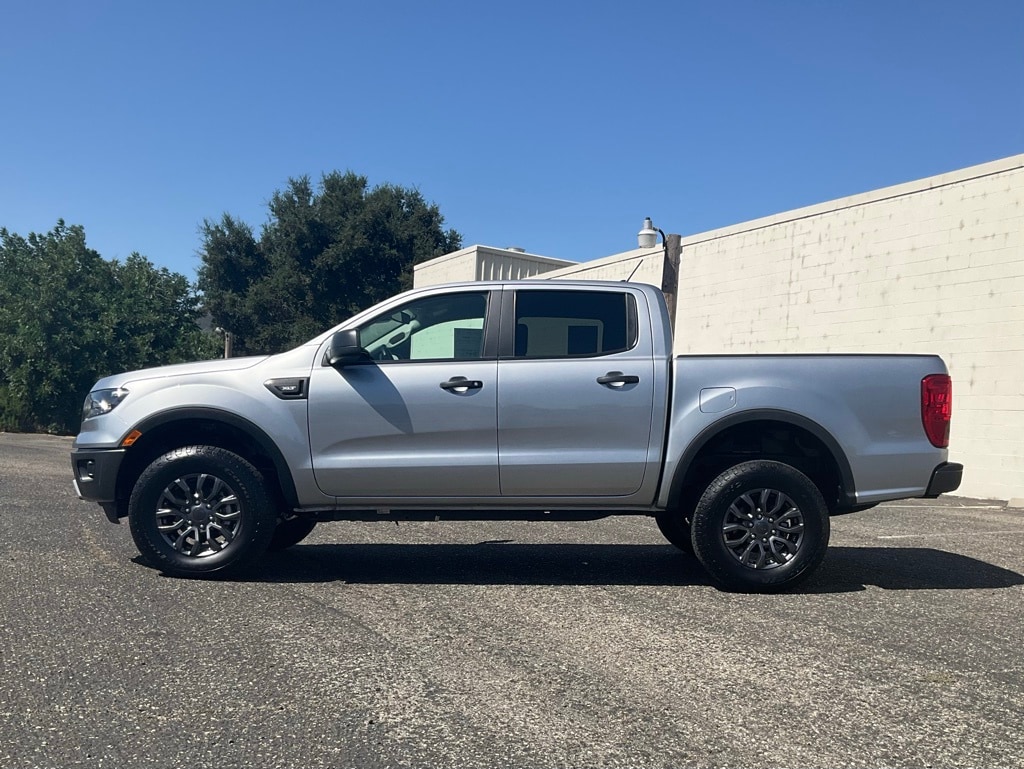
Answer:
92 356 269 390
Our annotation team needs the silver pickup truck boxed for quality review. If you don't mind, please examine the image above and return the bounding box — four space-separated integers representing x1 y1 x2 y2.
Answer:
71 280 962 591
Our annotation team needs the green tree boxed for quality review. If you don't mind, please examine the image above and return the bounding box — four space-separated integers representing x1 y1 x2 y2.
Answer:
0 221 218 434
198 171 462 355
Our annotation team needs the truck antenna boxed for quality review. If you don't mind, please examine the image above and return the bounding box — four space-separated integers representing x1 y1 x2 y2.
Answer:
623 258 643 283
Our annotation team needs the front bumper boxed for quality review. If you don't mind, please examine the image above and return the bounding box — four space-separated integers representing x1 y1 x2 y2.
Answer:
924 462 964 498
71 447 126 521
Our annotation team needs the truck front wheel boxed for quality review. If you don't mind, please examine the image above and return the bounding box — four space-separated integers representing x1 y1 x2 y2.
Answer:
691 460 830 593
128 446 276 577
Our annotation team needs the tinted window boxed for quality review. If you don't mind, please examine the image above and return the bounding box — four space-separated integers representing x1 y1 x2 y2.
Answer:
512 291 635 358
358 292 488 361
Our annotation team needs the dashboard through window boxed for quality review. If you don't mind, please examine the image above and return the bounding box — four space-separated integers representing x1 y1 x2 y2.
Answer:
512 290 636 358
357 291 488 361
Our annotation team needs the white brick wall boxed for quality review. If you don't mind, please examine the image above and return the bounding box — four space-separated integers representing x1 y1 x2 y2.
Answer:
539 247 665 286
673 156 1024 501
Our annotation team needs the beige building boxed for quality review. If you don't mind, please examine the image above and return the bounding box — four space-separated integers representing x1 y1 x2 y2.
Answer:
414 155 1024 502
412 245 575 286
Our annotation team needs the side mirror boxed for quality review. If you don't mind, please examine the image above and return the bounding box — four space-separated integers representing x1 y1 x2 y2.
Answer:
326 329 371 368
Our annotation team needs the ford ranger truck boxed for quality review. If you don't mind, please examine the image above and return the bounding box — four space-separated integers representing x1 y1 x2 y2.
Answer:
71 280 963 592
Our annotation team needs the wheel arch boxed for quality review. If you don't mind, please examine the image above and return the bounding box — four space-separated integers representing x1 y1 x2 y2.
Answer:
666 409 856 516
112 408 299 518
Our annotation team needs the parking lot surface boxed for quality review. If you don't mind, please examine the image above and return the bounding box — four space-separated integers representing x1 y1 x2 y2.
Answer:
1 432 1022 768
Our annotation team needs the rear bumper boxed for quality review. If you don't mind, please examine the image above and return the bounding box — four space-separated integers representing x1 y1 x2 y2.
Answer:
923 462 964 498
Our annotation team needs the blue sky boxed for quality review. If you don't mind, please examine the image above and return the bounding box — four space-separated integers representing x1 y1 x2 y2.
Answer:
2 1 1022 280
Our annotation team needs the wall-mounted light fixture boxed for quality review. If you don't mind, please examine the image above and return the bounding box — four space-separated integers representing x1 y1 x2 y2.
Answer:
637 217 664 250
636 217 682 326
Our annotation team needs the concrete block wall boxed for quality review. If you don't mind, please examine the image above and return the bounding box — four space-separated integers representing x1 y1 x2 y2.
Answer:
673 155 1024 501
538 246 665 287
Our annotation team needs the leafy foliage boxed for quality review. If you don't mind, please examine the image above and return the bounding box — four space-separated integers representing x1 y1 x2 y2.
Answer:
0 221 218 434
198 172 461 355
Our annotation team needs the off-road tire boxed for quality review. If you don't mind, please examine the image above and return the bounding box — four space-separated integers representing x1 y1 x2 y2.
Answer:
128 446 276 578
691 460 830 593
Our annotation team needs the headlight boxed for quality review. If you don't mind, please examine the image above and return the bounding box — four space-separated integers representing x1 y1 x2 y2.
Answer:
82 388 129 421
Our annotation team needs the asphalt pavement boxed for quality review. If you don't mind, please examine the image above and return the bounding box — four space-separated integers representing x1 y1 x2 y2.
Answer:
1 432 1022 769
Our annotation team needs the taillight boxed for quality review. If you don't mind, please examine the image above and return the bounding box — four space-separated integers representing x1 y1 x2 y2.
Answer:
921 374 952 448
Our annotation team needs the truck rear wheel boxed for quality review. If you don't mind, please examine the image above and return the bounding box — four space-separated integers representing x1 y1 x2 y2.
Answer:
128 446 276 577
691 460 829 592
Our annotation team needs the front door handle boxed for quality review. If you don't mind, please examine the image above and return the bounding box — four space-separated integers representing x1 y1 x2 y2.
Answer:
597 371 640 386
440 376 484 392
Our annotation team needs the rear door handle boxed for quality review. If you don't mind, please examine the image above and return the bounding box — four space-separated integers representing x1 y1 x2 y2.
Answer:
440 376 483 392
597 371 640 386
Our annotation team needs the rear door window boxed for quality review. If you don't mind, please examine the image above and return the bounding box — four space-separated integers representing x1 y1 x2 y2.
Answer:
510 290 637 358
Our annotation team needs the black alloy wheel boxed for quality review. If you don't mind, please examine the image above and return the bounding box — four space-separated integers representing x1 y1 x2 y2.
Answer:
128 446 276 577
691 460 830 593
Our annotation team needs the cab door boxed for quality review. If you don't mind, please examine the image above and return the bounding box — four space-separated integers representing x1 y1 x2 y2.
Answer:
309 289 499 499
496 286 657 497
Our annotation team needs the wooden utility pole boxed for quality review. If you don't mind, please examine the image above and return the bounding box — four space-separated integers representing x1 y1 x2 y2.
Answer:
661 233 682 329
